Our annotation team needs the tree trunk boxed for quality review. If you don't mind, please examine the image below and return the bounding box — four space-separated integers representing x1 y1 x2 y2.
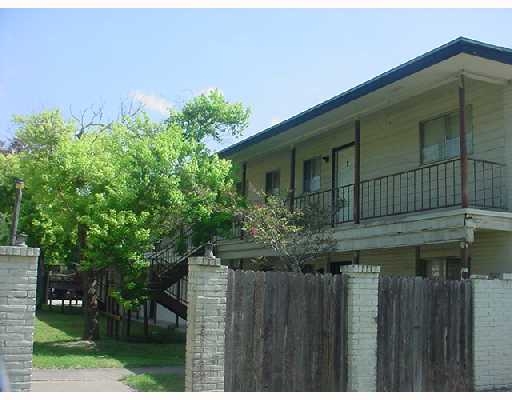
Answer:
143 301 149 338
82 269 100 340
125 310 131 338
76 223 100 341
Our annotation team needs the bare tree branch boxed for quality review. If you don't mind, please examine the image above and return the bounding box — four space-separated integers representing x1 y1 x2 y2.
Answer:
70 101 143 139
70 104 110 138
118 99 143 122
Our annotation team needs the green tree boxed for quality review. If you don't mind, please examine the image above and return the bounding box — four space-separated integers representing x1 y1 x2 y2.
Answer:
0 151 19 244
167 88 249 143
241 194 336 272
1 91 249 340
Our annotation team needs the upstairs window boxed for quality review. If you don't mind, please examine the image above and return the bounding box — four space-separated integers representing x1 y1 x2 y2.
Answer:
265 170 280 196
420 107 473 164
303 157 321 193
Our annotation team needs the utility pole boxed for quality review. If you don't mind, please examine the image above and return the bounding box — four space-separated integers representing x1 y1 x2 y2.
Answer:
9 178 24 246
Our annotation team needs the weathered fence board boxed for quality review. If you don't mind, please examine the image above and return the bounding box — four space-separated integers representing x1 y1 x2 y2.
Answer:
377 277 473 392
225 271 347 392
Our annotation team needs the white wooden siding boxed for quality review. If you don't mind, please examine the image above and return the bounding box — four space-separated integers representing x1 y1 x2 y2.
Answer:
472 230 512 275
323 230 512 276
229 78 512 274
239 78 506 198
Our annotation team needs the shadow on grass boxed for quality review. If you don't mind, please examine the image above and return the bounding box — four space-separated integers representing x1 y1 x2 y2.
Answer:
34 307 186 368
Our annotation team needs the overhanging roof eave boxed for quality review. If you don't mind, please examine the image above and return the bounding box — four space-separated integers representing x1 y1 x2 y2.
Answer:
219 37 512 158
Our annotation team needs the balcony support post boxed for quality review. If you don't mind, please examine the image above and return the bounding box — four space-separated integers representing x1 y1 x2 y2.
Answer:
460 241 471 278
354 120 361 224
289 147 296 211
240 162 247 240
459 74 469 208
242 161 247 198
331 147 336 227
415 246 426 277
352 250 360 265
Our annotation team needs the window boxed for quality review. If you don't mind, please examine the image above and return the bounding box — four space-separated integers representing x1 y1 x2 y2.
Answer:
329 261 352 275
425 258 445 279
265 170 280 196
303 157 321 193
235 181 243 195
423 257 467 280
420 107 473 164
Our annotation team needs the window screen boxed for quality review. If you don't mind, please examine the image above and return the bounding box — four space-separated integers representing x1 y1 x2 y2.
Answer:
303 157 321 193
265 170 280 196
421 107 473 164
424 257 464 280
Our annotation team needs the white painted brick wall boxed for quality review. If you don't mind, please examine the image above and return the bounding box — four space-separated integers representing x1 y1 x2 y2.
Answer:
345 266 380 392
472 276 512 391
0 246 39 392
185 256 227 392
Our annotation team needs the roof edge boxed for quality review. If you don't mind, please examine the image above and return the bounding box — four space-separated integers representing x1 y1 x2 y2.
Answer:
219 37 512 158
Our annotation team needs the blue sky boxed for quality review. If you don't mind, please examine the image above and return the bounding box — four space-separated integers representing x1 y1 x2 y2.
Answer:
1 9 512 149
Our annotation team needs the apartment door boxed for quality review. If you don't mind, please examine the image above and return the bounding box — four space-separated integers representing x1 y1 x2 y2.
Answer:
333 145 354 223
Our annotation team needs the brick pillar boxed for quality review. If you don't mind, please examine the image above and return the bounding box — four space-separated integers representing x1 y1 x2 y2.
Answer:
0 246 39 392
185 256 228 392
344 264 380 392
472 273 512 391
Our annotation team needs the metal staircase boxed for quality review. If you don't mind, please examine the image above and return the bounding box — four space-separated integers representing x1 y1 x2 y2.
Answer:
147 229 204 320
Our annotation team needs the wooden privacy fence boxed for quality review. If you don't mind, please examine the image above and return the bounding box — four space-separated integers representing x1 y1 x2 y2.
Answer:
224 270 347 392
377 277 473 392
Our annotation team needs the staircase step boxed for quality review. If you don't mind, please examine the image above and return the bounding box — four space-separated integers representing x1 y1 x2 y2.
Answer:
147 236 209 322
152 292 187 320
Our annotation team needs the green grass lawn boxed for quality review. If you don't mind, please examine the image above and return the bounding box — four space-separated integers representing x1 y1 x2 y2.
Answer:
34 306 185 369
122 373 184 392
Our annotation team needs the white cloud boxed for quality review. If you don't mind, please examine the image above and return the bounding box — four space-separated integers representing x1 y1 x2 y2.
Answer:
129 90 172 115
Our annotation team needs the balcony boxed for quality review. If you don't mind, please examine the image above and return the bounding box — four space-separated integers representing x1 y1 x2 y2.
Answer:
230 158 506 243
222 157 511 260
292 158 506 226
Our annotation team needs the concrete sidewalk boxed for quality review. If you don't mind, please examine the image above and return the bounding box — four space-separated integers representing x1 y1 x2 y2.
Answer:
31 366 185 392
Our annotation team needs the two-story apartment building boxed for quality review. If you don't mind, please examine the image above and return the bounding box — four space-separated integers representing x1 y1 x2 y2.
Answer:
216 37 512 279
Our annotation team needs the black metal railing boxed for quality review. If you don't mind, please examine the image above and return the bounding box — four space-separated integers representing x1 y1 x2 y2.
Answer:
333 184 355 224
359 158 505 219
469 158 506 210
166 275 188 304
232 216 243 239
360 158 462 219
294 188 335 225
231 157 506 235
293 157 505 225
293 185 355 224
149 227 195 278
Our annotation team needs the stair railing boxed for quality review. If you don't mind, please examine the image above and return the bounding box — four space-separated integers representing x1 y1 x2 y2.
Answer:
148 228 211 281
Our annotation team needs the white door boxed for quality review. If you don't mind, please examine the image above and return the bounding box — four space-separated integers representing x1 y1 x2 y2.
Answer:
334 146 354 223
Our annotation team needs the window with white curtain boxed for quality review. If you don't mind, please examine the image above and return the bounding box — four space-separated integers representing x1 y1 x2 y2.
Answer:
303 157 321 193
420 107 473 164
265 170 280 196
424 258 464 280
